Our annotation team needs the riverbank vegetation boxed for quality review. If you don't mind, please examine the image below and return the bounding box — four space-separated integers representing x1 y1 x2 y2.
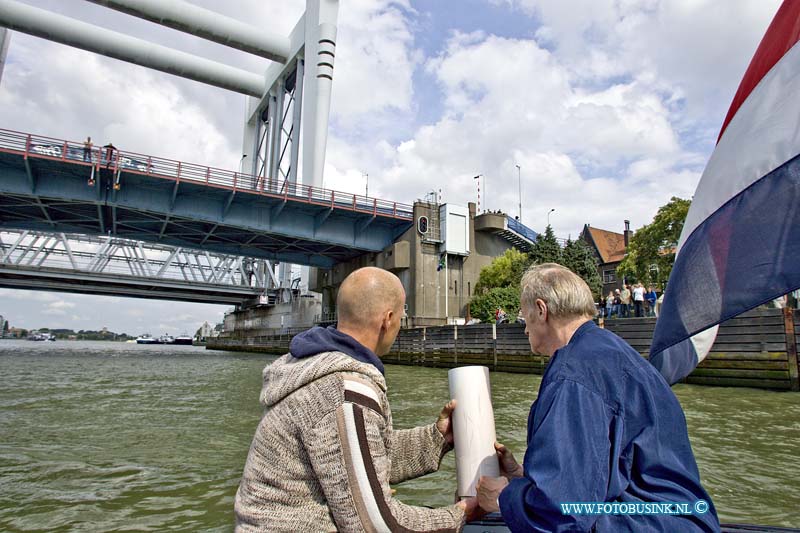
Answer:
469 225 601 322
2 327 134 341
469 197 692 323
617 197 690 287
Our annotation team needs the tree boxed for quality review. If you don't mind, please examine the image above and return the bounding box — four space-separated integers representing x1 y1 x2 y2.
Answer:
470 248 528 322
474 248 531 293
470 224 603 321
530 225 562 265
469 286 520 323
617 197 691 288
563 238 602 298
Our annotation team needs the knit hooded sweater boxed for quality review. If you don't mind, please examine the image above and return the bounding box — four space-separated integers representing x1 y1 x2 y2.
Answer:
234 326 466 532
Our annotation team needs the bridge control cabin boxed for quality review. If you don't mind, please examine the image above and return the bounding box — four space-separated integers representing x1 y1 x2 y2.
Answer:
309 200 539 328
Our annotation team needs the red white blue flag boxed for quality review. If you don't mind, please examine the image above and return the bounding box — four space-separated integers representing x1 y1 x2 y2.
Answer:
650 0 800 384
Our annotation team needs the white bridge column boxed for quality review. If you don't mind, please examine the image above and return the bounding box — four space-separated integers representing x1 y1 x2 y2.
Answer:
0 27 10 85
302 0 339 189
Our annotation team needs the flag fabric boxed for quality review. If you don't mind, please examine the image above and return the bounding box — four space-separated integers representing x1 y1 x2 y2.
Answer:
437 253 446 272
650 0 800 384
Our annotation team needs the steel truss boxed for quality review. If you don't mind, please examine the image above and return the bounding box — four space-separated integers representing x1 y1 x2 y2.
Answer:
252 62 304 195
0 229 279 295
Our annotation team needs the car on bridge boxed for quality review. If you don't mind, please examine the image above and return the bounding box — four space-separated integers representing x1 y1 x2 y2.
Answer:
29 143 148 171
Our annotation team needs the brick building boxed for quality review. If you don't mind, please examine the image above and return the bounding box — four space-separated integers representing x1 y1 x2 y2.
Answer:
580 221 632 296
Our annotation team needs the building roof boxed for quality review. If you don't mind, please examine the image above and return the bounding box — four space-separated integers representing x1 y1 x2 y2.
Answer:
584 226 627 264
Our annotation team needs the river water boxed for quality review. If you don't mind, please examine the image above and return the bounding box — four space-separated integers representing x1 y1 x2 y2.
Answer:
0 340 798 531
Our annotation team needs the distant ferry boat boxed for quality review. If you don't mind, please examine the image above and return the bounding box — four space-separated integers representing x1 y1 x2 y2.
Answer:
135 334 192 345
28 333 55 341
135 334 160 344
173 334 193 345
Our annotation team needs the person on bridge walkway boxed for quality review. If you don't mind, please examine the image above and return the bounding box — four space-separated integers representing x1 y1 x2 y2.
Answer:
475 263 720 532
83 136 92 162
235 267 479 532
103 142 116 167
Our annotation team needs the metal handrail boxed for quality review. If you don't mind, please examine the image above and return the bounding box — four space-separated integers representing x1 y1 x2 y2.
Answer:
506 216 538 243
0 127 414 221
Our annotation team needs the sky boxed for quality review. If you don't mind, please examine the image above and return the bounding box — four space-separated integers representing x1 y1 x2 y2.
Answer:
0 0 782 335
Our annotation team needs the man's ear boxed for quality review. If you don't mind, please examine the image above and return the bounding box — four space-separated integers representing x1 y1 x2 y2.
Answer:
536 299 547 320
383 309 394 330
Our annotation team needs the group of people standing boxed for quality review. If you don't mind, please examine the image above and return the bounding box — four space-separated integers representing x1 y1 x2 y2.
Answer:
82 136 116 166
600 283 659 318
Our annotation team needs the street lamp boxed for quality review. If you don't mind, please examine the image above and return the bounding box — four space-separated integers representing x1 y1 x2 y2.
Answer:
362 171 369 197
473 174 484 212
547 208 555 227
515 164 522 222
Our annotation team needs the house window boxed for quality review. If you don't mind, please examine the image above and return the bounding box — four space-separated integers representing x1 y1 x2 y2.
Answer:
454 280 458 295
603 269 617 284
468 282 471 296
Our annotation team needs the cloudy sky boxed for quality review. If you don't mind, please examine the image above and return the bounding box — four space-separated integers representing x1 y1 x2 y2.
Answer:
0 0 781 334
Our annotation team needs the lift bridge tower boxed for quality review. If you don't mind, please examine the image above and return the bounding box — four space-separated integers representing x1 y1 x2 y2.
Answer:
0 0 340 301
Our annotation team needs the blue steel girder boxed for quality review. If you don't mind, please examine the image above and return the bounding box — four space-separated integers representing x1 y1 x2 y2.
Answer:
0 134 413 268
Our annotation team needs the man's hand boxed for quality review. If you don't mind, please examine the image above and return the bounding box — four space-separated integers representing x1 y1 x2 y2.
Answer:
476 476 509 513
435 399 456 446
495 442 524 479
455 496 485 523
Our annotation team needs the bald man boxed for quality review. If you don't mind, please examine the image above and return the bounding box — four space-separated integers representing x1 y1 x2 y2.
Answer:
235 267 478 532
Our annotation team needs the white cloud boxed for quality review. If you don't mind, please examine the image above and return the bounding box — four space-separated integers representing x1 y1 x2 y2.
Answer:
332 0 418 121
0 40 238 169
361 29 695 233
504 0 780 120
42 300 76 315
338 1 780 236
1 290 60 303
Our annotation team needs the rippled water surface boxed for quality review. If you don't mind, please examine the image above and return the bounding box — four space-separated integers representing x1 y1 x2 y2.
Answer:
1 340 798 531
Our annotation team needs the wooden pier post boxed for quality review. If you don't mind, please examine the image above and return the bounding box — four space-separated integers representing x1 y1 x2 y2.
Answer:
422 327 427 365
454 325 458 367
785 307 799 392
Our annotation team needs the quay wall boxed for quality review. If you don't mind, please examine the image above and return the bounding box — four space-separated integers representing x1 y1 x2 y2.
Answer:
208 308 800 391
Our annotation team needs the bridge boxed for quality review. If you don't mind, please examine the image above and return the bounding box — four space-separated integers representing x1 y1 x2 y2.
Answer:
0 128 413 269
0 0 414 307
0 229 276 304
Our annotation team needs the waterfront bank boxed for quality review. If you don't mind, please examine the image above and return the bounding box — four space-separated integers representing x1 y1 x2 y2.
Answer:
209 308 800 391
0 340 798 530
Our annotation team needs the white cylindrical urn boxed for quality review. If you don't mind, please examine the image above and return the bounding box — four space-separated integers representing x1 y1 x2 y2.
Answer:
448 366 500 498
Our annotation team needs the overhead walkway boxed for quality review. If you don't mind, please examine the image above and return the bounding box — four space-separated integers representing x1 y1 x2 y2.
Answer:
474 212 539 251
0 128 413 268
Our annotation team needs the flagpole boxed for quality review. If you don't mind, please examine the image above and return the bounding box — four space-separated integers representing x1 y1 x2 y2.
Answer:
444 253 449 322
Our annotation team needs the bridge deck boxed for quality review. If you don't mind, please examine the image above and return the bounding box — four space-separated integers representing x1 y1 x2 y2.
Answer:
0 128 413 267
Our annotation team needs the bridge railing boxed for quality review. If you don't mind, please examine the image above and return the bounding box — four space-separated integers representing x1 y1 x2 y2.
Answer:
0 127 413 221
506 216 538 243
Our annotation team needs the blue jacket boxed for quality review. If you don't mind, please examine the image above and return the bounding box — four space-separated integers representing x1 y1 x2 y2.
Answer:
499 321 720 532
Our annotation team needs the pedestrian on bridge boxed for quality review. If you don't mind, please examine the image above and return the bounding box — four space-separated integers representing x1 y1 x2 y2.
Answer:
102 142 116 167
235 267 480 532
83 136 92 162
